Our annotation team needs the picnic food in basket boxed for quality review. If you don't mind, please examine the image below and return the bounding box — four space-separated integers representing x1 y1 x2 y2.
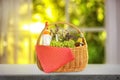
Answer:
35 22 88 73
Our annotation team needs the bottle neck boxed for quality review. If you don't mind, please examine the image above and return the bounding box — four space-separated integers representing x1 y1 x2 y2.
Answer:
43 28 50 35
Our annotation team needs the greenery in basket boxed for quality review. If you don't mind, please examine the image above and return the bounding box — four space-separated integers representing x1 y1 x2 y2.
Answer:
50 24 79 48
50 40 75 48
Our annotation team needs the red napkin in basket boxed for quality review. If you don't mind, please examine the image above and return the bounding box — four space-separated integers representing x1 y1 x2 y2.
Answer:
36 45 74 73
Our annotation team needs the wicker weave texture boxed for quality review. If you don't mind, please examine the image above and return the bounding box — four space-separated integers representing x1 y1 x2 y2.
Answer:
55 45 88 72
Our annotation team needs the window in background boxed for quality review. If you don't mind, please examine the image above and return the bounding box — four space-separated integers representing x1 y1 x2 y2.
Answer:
0 0 105 64
68 0 105 63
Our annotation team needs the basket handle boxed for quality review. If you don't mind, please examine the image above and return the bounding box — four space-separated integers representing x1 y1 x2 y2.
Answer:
36 22 83 45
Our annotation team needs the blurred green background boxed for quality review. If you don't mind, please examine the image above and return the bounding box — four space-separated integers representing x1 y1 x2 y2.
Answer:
0 0 105 64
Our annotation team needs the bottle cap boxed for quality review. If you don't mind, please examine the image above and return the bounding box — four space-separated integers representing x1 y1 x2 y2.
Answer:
45 22 48 28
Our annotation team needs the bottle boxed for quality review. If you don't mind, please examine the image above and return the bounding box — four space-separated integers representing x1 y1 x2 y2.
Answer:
77 37 84 46
42 22 52 46
75 33 84 47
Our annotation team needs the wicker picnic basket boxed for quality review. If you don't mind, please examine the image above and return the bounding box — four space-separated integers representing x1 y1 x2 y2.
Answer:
36 22 88 72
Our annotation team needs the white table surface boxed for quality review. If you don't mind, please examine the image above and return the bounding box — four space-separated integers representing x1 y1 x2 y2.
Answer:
0 64 120 76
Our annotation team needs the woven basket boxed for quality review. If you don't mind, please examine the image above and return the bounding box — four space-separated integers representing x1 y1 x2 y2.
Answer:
36 22 88 72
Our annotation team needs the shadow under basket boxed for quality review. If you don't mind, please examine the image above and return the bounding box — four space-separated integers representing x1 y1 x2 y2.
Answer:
36 22 88 72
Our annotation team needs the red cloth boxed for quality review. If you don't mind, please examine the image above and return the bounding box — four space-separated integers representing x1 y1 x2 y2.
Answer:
36 45 74 73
